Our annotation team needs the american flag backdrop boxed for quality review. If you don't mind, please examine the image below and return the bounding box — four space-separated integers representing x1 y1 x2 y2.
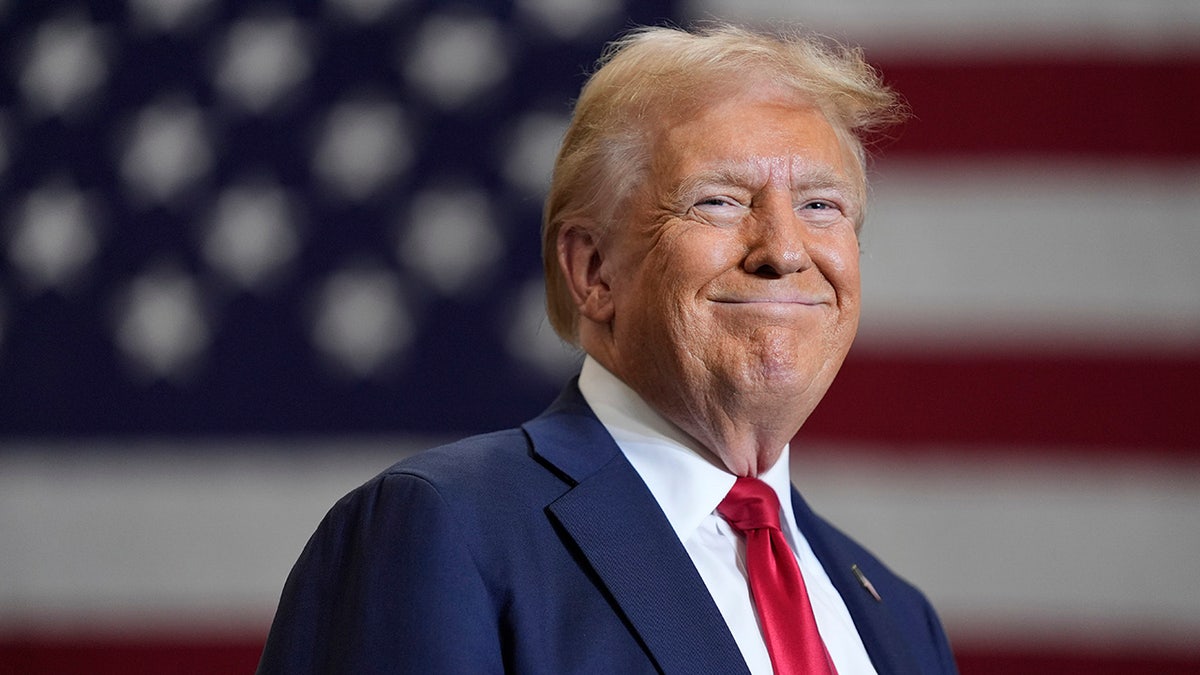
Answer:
1 1 1198 673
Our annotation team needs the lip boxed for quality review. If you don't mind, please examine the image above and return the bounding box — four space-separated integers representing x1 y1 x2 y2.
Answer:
710 296 828 306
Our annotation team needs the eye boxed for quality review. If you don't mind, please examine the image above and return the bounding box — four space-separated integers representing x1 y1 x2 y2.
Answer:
796 198 845 226
800 199 837 211
689 195 747 226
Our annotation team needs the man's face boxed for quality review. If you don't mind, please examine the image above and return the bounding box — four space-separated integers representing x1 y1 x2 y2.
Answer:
595 93 863 456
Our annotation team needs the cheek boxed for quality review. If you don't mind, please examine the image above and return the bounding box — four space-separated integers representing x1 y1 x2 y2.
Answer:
836 254 860 295
818 232 861 295
652 228 738 296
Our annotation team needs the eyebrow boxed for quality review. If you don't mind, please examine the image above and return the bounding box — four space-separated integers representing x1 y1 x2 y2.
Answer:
667 162 858 205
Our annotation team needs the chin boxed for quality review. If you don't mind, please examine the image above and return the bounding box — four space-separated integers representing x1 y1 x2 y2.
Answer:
729 354 809 392
745 333 820 374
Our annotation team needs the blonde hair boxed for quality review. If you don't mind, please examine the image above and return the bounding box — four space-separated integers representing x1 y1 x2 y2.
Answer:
542 23 906 342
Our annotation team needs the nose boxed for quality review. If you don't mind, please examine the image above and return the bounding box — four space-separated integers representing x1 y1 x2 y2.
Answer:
742 195 811 278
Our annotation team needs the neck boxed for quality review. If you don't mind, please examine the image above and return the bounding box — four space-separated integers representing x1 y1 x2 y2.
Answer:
664 394 799 477
581 349 804 478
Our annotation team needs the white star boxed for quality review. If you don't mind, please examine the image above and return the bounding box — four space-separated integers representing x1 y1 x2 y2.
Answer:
18 15 110 117
213 16 311 113
310 267 413 378
7 183 100 293
504 278 582 380
312 98 411 201
119 99 213 205
113 265 211 381
401 14 510 108
126 0 216 32
326 0 410 23
202 183 302 292
398 187 504 297
515 0 622 40
502 111 570 196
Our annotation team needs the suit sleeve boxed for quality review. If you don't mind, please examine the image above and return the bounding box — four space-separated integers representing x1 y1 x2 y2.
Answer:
256 472 504 674
921 592 960 675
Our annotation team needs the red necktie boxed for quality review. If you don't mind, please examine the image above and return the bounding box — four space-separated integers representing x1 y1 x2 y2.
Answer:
718 477 838 675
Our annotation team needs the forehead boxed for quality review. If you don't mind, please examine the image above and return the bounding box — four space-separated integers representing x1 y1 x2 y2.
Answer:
649 94 857 189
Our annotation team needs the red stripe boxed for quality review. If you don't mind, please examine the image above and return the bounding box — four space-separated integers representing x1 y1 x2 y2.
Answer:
871 57 1200 159
0 637 264 675
955 646 1200 675
2 638 1197 674
799 350 1200 453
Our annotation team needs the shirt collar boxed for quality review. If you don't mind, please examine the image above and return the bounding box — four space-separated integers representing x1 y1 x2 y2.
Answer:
577 356 795 543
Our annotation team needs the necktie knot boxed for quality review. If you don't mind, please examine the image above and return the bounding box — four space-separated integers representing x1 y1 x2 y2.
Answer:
717 476 782 534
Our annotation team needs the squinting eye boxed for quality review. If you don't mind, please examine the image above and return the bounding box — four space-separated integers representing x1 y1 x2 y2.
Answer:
690 196 746 226
691 196 745 213
796 199 846 226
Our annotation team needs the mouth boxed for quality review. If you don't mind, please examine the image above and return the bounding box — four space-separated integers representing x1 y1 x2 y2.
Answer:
710 296 828 306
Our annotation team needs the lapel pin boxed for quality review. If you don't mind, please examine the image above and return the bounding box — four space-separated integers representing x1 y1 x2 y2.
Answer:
852 564 882 603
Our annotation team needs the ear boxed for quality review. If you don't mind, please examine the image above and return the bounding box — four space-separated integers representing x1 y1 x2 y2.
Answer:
557 221 615 325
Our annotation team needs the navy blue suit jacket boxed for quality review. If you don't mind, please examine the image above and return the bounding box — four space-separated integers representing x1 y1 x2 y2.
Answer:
257 383 958 674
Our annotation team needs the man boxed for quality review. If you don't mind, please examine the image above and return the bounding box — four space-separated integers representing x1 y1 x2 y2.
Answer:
258 24 957 675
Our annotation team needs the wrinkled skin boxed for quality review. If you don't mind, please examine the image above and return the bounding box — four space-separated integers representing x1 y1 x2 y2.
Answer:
560 91 863 477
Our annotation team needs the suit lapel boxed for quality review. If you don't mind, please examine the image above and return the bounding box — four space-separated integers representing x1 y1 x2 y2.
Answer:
524 384 749 675
791 488 924 675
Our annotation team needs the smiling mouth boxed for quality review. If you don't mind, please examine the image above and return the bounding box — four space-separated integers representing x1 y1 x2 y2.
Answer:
711 297 828 306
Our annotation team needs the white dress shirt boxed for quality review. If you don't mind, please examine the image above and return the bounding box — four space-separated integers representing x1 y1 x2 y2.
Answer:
578 357 878 675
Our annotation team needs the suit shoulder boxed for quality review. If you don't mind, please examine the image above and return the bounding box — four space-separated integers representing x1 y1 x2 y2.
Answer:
327 426 563 528
381 427 533 483
803 507 942 617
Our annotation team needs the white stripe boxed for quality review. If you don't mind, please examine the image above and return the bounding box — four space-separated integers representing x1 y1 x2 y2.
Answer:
0 441 422 634
683 0 1200 55
856 160 1200 353
3 439 1199 653
792 448 1200 652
